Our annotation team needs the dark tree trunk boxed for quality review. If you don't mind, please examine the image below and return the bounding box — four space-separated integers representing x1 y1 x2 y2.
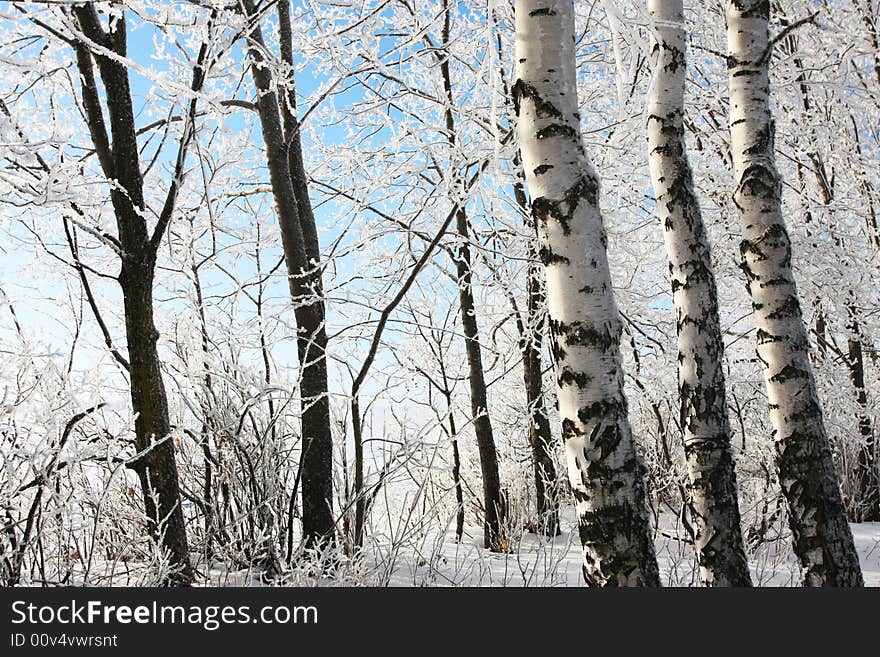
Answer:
514 176 560 536
847 310 879 522
437 1 505 551
71 5 194 585
522 263 559 536
351 395 365 547
442 400 466 543
453 207 506 552
242 0 335 550
121 261 193 585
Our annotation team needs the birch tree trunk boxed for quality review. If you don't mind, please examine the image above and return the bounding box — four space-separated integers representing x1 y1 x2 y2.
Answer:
646 0 751 586
495 19 560 536
514 0 660 586
725 0 862 586
775 9 878 523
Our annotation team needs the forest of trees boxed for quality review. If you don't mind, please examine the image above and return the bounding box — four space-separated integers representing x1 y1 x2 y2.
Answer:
0 0 877 587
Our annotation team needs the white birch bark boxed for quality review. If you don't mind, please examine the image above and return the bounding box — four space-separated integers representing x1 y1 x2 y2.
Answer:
726 0 862 586
514 0 659 586
647 0 751 586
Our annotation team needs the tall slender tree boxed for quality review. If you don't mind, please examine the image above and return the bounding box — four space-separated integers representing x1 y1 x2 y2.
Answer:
515 219 561 536
492 10 560 535
646 0 751 586
514 0 660 586
240 0 335 549
774 1 879 525
846 300 879 522
67 3 210 585
725 0 862 585
436 0 506 551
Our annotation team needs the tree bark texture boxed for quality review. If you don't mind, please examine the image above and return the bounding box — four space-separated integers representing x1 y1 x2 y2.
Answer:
725 0 862 586
514 0 660 586
647 0 751 586
243 0 335 548
439 1 506 552
72 5 193 585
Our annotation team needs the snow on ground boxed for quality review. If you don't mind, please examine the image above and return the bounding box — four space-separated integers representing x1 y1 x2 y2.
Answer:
371 521 880 587
200 515 880 587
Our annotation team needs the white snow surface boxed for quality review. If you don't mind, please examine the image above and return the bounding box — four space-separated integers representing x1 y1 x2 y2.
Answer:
194 514 880 588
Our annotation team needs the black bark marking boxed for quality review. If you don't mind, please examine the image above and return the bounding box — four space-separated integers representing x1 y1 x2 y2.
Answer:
511 79 563 119
551 318 616 351
769 364 809 384
531 174 600 236
538 246 570 266
536 122 578 140
558 367 590 388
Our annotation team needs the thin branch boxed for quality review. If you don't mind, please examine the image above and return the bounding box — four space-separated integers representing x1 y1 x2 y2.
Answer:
758 11 820 66
63 219 130 371
149 11 216 253
350 128 513 398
